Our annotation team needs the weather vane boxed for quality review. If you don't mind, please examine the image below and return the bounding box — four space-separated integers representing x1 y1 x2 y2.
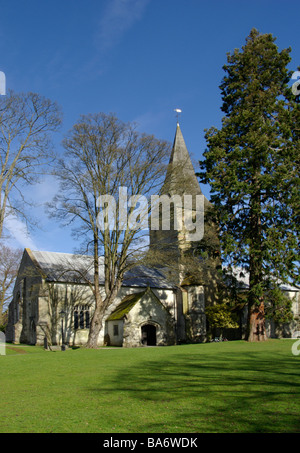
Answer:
174 108 182 124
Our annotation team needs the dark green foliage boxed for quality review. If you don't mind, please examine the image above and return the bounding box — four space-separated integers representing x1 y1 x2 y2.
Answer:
198 29 299 339
264 287 294 325
206 303 239 331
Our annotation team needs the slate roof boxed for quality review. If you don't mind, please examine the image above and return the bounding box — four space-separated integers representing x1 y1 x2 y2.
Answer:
28 249 96 282
27 249 174 289
122 265 172 288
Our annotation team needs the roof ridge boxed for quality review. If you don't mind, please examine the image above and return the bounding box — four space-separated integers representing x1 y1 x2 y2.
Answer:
32 250 94 257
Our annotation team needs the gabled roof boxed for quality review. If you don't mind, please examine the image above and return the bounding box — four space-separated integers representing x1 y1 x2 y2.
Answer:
106 290 147 321
25 249 174 289
27 249 96 282
107 286 167 321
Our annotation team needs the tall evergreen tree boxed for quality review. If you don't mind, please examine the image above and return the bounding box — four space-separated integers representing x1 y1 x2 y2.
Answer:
198 29 300 341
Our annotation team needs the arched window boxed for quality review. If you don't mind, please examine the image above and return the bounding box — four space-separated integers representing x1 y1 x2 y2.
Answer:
74 305 91 330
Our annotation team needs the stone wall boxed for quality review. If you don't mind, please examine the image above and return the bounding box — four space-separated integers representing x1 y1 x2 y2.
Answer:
122 290 175 348
184 285 206 342
6 250 42 344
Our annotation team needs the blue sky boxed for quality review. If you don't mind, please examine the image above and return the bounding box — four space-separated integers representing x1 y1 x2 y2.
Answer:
0 0 299 253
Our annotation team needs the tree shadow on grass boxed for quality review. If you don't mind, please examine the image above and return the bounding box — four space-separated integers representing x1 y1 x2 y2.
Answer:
87 349 300 433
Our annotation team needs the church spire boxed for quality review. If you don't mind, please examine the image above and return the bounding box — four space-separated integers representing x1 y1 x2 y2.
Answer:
164 122 203 196
149 120 215 263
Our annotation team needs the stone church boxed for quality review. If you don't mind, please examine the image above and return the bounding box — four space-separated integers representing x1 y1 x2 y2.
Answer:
6 123 218 348
6 124 299 347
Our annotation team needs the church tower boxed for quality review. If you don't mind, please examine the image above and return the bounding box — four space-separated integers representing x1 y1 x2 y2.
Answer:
150 121 211 259
149 122 220 342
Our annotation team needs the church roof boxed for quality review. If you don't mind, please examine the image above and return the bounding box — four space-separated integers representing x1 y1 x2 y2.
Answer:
27 249 95 282
106 290 147 321
25 249 174 289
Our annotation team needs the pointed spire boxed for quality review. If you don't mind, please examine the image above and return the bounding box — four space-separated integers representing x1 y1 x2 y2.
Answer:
164 123 202 196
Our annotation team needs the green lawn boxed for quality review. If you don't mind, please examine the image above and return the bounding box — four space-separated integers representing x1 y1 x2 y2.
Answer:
0 340 299 433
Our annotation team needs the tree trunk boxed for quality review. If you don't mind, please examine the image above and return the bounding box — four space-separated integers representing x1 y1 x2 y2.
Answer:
247 299 267 342
86 235 103 349
86 302 105 348
247 175 268 342
85 234 123 348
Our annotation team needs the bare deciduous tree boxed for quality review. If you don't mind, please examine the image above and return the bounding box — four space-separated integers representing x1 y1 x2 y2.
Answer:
48 113 171 347
0 244 23 325
0 90 62 239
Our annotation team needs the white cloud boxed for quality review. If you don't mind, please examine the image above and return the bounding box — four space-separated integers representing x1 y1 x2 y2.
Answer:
96 0 150 53
1 177 58 251
4 214 38 250
77 0 150 80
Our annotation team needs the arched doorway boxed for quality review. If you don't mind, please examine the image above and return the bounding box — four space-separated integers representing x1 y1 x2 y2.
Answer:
141 324 157 346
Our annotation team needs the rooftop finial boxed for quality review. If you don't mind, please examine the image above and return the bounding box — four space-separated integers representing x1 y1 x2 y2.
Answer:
174 108 182 125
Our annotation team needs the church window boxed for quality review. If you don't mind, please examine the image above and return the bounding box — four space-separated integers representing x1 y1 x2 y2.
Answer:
74 305 91 330
74 311 79 330
113 325 119 336
79 310 84 329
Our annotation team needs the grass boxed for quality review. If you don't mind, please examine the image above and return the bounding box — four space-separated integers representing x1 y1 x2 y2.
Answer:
0 340 299 433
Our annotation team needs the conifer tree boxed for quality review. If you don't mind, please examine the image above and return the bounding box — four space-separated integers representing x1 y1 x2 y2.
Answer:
198 29 300 341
